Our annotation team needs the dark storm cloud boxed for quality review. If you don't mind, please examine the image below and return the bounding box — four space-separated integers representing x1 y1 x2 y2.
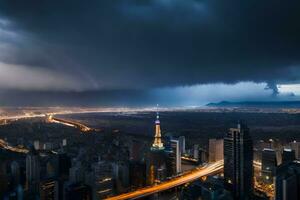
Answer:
0 0 300 91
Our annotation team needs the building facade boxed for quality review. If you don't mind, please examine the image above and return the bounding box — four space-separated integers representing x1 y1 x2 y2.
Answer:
224 122 253 200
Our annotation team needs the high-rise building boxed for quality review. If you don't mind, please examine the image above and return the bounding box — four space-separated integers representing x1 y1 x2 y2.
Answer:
151 111 164 151
33 140 40 150
224 122 253 200
69 161 84 184
275 161 300 200
147 151 166 185
199 148 208 164
10 161 21 187
164 137 176 177
290 141 300 160
262 148 277 183
282 148 296 164
129 161 146 189
148 110 167 185
170 139 182 174
193 144 199 160
209 139 224 163
92 160 115 199
26 147 40 193
179 136 186 154
62 139 67 147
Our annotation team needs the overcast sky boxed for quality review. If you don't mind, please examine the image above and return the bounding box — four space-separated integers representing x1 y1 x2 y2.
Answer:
0 0 300 106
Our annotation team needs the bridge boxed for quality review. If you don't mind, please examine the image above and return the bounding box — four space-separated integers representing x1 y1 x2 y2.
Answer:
47 115 93 132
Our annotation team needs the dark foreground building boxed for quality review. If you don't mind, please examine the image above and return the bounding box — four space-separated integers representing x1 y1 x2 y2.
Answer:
224 122 253 200
275 161 300 200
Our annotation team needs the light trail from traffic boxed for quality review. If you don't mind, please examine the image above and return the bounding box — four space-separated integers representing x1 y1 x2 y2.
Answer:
0 139 29 154
47 115 93 132
181 156 198 162
106 160 224 200
107 160 263 200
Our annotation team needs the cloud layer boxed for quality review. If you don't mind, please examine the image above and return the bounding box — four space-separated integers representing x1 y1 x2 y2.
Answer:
0 62 91 91
0 0 299 105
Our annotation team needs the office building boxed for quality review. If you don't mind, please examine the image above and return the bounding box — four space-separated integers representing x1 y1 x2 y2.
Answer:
262 148 277 183
224 122 253 200
282 148 295 164
290 141 300 160
193 144 199 160
129 161 146 189
10 161 21 187
92 160 115 199
179 136 186 154
199 148 208 164
147 150 166 185
69 161 84 184
33 140 40 150
209 139 224 163
26 147 40 193
275 161 300 200
170 139 182 174
62 139 67 147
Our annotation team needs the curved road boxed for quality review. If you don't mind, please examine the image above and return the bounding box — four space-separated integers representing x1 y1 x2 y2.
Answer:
106 160 224 200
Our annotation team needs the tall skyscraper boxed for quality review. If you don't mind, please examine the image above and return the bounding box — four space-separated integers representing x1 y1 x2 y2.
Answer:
290 141 300 160
92 160 115 199
148 111 167 185
224 122 253 200
262 148 277 183
209 139 224 163
193 144 199 160
282 148 296 164
129 161 146 189
26 147 40 193
275 161 300 200
33 140 40 150
179 136 186 154
151 111 164 151
170 139 182 174
10 161 21 187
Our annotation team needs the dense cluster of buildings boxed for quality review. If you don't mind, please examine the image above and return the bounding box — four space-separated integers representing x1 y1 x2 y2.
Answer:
1 112 300 200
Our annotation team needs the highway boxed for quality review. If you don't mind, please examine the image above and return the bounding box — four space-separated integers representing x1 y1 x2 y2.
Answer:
106 160 224 200
0 114 94 154
0 139 29 154
0 112 94 133
107 159 264 200
181 156 198 163
47 114 93 132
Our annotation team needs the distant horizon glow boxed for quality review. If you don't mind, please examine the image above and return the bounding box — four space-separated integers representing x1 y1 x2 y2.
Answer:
153 82 300 107
278 84 300 96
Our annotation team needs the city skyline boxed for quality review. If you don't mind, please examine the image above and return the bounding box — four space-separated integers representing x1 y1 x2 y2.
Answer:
1 1 300 200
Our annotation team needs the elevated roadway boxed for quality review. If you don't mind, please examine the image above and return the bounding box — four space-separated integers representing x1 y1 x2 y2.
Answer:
106 160 223 200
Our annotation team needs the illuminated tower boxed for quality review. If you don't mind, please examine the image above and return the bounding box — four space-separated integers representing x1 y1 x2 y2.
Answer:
151 110 164 151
